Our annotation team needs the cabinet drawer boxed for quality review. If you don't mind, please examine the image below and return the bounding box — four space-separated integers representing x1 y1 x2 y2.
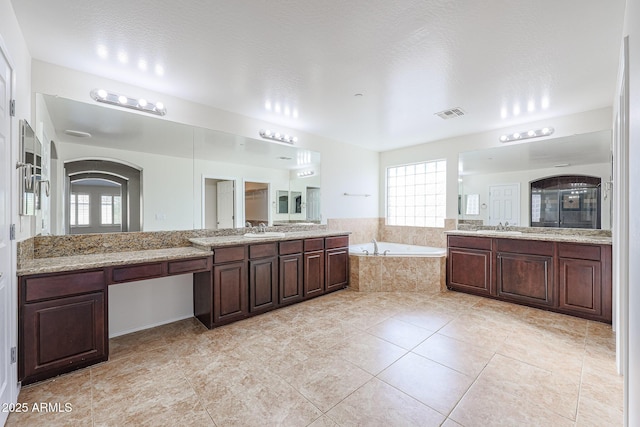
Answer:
304 238 324 252
111 262 164 283
558 243 601 261
325 236 349 250
279 240 303 255
496 238 553 256
168 257 212 275
24 270 105 302
448 235 492 250
214 246 246 264
249 243 278 259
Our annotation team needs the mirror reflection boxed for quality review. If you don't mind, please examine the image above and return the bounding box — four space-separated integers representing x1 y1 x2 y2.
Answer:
36 93 321 235
458 130 612 229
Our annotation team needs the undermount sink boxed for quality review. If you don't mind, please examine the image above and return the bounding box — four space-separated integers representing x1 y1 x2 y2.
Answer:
476 230 523 235
243 232 287 239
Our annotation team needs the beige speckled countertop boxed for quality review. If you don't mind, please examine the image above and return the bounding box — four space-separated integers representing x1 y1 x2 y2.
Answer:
189 230 351 248
445 230 612 245
17 247 213 276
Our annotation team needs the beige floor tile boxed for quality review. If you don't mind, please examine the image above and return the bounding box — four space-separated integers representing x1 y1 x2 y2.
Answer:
307 414 339 427
327 377 445 426
6 370 92 427
437 313 511 351
576 392 623 427
366 317 435 349
476 354 580 420
275 354 373 412
9 291 622 426
498 325 585 382
449 375 575 427
392 307 455 332
378 352 474 415
330 331 408 374
412 333 495 377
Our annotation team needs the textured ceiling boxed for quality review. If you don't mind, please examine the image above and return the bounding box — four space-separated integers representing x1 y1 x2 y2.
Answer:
11 0 625 151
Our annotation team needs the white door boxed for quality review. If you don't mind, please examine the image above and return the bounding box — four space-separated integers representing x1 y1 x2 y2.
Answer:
306 187 320 221
489 183 520 226
0 44 14 425
216 180 234 229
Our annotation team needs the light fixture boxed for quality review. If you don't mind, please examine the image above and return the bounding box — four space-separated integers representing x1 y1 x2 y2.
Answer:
259 129 298 144
499 127 554 143
90 89 167 116
297 170 315 177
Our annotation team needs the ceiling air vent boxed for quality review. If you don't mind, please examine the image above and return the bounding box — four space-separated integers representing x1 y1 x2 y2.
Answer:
434 107 465 120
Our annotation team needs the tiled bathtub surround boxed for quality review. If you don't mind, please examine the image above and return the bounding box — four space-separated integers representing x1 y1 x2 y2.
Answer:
327 217 456 248
327 218 380 244
350 255 446 292
6 290 622 426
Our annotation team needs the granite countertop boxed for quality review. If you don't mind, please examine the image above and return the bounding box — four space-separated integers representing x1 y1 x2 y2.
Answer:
445 229 612 245
17 246 213 276
189 230 351 248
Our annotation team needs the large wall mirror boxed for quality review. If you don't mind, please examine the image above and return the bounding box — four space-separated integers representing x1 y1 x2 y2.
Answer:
458 130 612 230
36 93 321 235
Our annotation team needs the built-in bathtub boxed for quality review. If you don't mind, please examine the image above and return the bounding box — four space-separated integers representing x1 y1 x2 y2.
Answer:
348 241 447 292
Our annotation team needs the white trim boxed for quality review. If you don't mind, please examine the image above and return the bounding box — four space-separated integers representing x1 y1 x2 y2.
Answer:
0 32 19 420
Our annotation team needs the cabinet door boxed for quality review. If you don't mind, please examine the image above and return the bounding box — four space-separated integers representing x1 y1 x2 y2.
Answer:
559 258 602 318
279 254 303 305
447 248 492 296
304 250 325 298
326 248 349 292
213 261 248 324
21 292 107 384
249 257 278 313
497 252 554 307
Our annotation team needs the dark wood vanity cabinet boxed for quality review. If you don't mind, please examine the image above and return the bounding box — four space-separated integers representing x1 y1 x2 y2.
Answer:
279 240 304 305
447 235 612 322
447 236 493 296
496 239 555 307
211 246 248 325
325 236 350 292
303 238 325 298
558 243 611 320
19 269 108 385
248 243 279 314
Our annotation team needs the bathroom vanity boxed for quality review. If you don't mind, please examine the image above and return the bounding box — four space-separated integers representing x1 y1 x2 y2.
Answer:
446 230 612 323
17 229 349 385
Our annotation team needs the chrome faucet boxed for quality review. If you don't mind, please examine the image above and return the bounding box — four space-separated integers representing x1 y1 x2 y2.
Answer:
258 222 267 233
372 238 379 256
496 222 504 231
245 221 252 228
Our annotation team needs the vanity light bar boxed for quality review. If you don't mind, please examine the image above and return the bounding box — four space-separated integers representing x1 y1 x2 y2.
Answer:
499 127 554 143
297 170 315 177
90 89 167 116
259 129 298 144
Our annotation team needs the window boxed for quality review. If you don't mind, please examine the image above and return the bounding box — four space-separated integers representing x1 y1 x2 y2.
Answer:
101 195 122 225
70 193 90 226
386 160 446 227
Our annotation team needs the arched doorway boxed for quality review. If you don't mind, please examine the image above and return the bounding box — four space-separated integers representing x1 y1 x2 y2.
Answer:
64 159 142 234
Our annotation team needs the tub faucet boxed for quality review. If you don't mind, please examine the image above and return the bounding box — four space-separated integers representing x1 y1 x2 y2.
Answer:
372 238 379 256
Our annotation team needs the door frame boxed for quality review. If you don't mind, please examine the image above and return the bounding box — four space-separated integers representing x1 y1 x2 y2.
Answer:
201 175 238 229
0 33 18 422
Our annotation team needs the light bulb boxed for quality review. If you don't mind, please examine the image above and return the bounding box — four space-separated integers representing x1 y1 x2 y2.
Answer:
138 99 148 107
97 89 108 99
118 95 128 104
155 101 164 111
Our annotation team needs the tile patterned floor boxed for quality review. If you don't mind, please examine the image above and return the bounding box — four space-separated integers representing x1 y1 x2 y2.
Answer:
6 290 623 426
